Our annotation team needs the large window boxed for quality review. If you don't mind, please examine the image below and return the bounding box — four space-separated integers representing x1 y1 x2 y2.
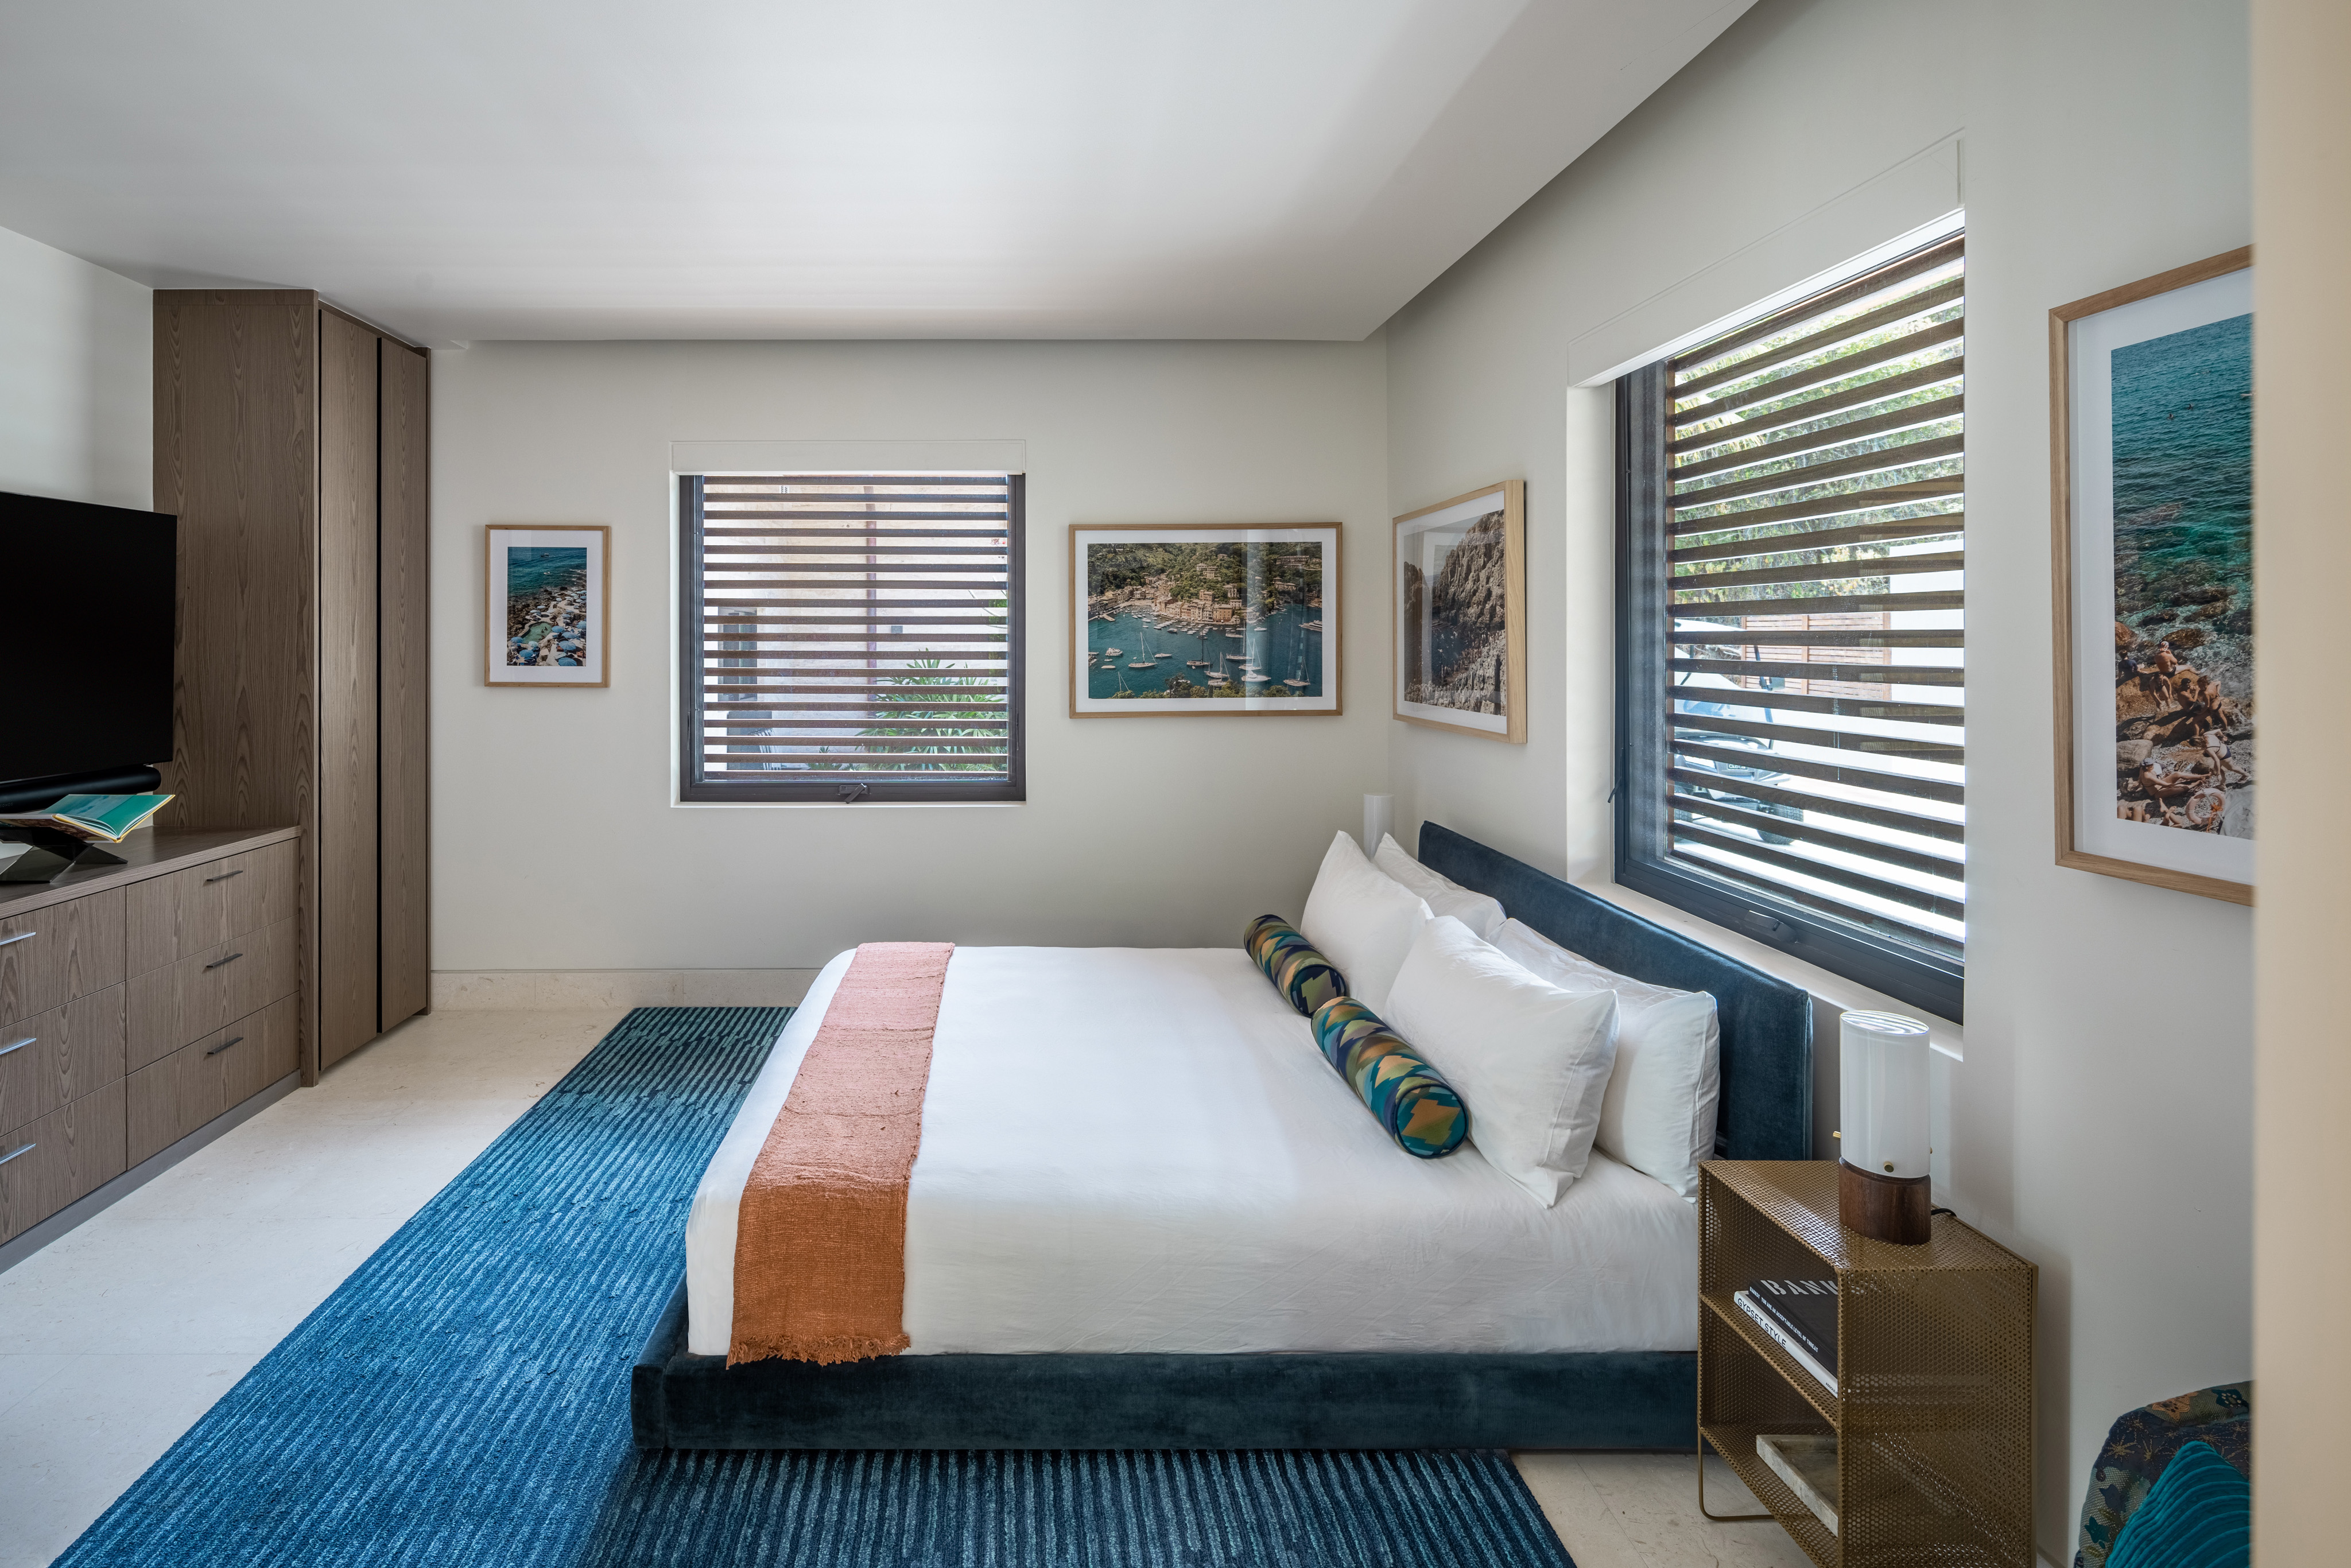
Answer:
1616 235 1964 1019
678 471 1025 803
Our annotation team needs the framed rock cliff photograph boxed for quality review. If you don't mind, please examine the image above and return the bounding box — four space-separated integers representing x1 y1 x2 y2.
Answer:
1068 523 1340 716
1392 480 1526 743
2051 248 2252 903
485 524 610 686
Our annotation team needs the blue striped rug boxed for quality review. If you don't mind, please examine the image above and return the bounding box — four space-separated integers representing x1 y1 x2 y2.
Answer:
56 1006 1573 1568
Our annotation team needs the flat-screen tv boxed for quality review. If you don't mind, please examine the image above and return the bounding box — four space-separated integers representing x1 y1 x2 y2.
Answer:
0 490 176 793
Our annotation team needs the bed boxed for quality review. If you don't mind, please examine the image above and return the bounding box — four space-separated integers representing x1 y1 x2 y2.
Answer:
631 822 1812 1450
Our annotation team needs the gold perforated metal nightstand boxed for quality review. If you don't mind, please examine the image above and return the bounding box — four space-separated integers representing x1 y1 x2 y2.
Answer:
1697 1161 2038 1567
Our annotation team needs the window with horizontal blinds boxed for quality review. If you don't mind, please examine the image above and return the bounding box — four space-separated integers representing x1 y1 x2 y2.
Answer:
1616 233 1964 1020
678 472 1025 802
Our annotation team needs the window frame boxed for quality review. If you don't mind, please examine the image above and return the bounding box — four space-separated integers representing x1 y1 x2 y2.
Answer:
676 471 1027 805
1612 305 1965 1024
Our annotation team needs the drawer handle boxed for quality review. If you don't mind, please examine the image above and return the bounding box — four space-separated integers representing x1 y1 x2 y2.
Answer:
0 1035 33 1058
0 1141 33 1167
204 952 246 972
205 1034 247 1058
203 868 246 884
0 931 34 949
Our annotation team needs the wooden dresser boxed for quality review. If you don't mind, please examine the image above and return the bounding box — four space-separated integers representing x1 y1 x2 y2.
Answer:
1 826 300 1244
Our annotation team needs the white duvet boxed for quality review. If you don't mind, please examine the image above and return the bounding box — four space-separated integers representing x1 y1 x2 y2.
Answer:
685 946 1697 1357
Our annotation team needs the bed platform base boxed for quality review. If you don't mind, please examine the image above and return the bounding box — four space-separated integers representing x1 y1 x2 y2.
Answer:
631 1280 1696 1451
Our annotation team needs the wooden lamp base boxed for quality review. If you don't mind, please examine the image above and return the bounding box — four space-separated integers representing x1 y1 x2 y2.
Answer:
1838 1159 1933 1245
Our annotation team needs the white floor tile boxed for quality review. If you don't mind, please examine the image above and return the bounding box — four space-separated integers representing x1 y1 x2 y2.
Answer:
0 1352 262 1568
0 1353 73 1422
0 1007 616 1566
1510 1451 1818 1568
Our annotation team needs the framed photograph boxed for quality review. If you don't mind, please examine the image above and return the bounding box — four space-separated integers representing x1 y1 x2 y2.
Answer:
486 525 610 686
1069 524 1340 716
1392 480 1526 743
2051 247 2252 903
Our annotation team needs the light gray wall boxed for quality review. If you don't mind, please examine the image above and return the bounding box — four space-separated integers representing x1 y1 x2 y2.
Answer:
1382 0 2251 1554
430 337 1390 971
0 223 149 509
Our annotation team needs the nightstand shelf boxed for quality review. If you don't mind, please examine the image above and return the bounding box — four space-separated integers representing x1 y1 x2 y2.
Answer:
1699 1160 2036 1568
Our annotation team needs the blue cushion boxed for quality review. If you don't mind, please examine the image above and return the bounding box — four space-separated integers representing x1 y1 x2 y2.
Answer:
2104 1441 2249 1568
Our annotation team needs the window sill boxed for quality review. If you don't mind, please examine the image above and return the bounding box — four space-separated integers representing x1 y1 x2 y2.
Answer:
1577 876 1964 1062
672 800 1026 810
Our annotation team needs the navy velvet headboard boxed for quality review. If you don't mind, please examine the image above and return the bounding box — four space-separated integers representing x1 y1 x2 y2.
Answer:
1415 821 1813 1162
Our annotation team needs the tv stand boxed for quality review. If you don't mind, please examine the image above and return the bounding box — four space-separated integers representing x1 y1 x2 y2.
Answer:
0 826 129 884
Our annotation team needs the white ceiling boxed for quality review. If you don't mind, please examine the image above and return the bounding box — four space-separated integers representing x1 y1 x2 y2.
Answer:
0 1 1750 343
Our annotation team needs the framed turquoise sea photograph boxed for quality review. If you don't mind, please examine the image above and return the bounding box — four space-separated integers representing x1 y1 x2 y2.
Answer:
1068 523 1340 716
485 523 610 686
2052 247 2253 903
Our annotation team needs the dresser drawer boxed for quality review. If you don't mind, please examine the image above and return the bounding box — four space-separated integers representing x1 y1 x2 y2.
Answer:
126 916 298 1072
0 985 126 1140
126 839 298 976
0 887 126 1021
127 993 298 1166
0 1078 127 1243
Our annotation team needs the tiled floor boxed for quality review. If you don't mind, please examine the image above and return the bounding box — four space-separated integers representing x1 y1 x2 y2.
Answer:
0 1006 1809 1568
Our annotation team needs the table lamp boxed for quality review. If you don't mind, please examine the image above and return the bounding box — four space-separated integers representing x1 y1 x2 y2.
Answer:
1837 1009 1933 1244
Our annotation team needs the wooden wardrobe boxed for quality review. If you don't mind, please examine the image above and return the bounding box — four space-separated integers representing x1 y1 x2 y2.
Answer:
154 290 430 1081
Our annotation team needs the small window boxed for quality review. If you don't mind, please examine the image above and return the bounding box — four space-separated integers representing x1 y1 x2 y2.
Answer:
1616 235 1965 1019
678 472 1025 802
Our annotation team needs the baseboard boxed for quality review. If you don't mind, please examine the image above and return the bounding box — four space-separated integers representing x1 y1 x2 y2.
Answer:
0 1070 301 1277
431 969 822 1010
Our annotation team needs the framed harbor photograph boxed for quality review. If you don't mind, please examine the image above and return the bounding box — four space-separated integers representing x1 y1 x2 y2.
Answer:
485 524 610 686
1069 523 1340 716
2051 247 2252 903
1392 479 1526 743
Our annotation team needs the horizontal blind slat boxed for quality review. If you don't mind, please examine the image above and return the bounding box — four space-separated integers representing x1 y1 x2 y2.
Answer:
1665 850 1964 960
1670 512 1962 564
1668 358 1967 454
1672 711 1963 763
1669 738 1964 805
1669 432 1965 510
1669 822 1965 918
1666 393 1964 482
1668 476 1964 535
1671 317 1965 426
1667 656 1964 686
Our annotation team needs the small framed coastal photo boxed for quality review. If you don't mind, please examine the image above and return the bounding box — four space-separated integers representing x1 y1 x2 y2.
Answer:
1069 523 1340 716
1392 479 1526 743
485 524 609 687
2051 248 2253 903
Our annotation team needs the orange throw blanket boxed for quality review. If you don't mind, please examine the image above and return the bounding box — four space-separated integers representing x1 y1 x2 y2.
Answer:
728 941 953 1366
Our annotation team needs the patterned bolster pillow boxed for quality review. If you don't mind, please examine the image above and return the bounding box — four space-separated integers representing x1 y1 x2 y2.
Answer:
1244 914 1348 1016
1309 996 1469 1159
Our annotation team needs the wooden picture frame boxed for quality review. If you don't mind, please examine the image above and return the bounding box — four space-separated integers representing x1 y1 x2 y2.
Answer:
485 524 610 687
1068 523 1341 716
2050 248 2253 903
1391 480 1526 743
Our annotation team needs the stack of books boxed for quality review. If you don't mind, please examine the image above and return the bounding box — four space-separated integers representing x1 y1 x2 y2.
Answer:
1734 1275 1838 1395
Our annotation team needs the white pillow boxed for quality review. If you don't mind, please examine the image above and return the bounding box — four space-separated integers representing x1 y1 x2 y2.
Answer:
1383 917 1619 1208
1371 833 1507 941
1489 918 1720 1201
1298 830 1431 1015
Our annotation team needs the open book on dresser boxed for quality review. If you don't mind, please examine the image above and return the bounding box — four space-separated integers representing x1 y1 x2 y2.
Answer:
0 793 174 843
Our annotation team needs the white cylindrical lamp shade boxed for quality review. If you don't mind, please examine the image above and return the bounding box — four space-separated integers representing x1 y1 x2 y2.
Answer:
1839 1010 1931 1180
1363 794 1395 854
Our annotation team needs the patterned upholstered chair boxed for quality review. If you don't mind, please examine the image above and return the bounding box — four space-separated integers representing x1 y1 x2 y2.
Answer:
2075 1383 2251 1568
